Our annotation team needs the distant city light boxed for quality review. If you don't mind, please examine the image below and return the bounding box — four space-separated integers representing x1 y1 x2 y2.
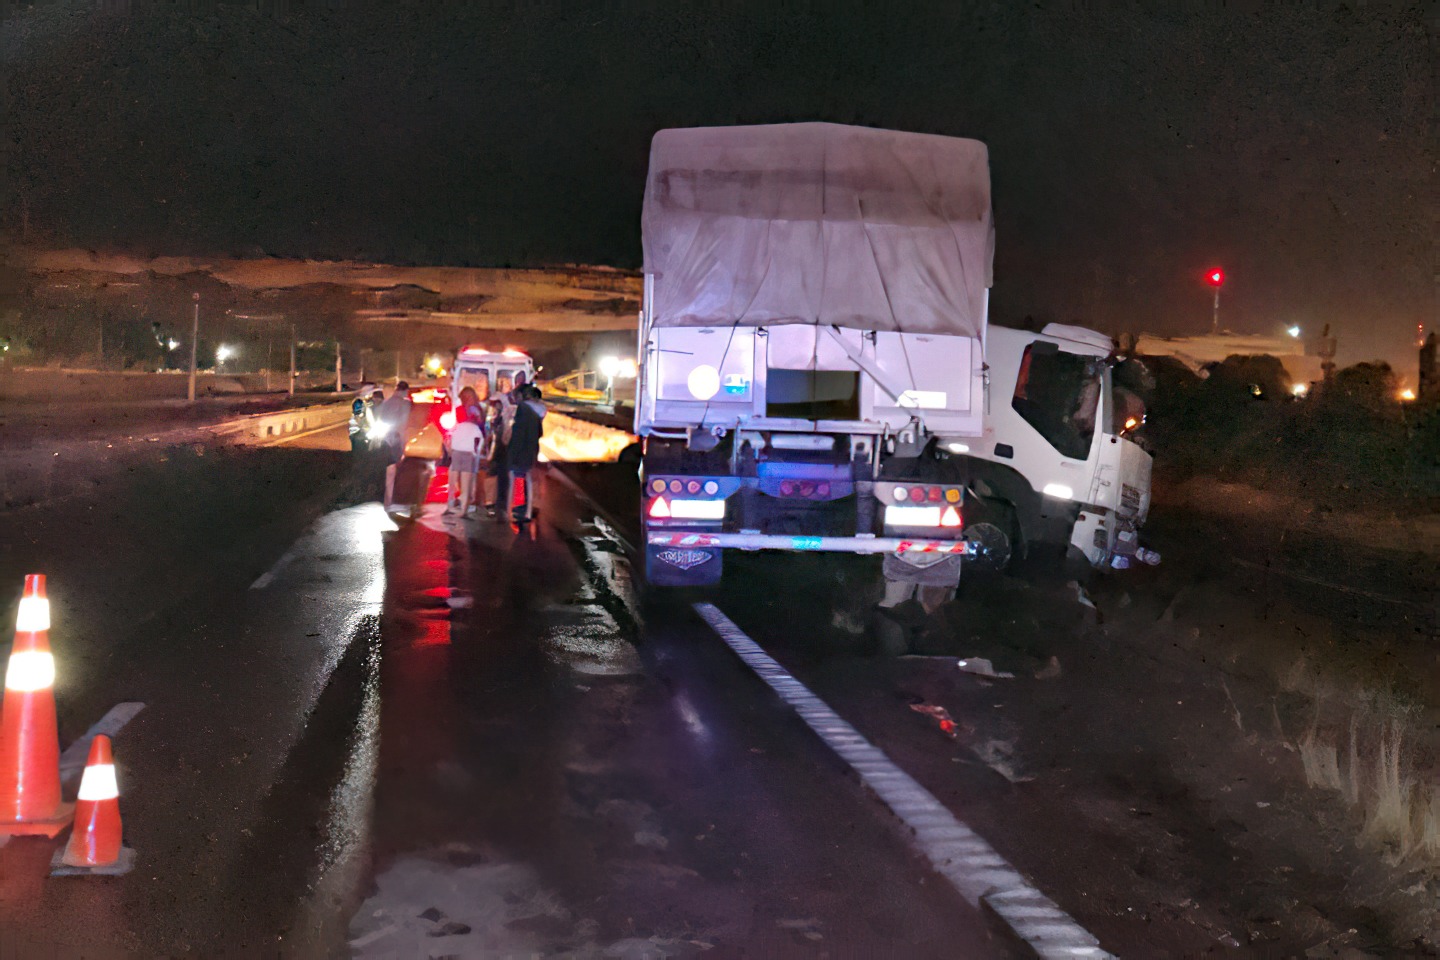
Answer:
1291 383 1309 397
1286 326 1301 338
617 358 638 379
598 356 621 379
1398 388 1416 402
425 355 443 374
166 338 179 351
216 344 236 363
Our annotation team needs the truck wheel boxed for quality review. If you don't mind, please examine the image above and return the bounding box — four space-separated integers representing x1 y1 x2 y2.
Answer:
644 543 723 588
963 503 1016 572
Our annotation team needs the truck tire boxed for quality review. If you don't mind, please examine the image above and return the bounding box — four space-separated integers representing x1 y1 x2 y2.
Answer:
963 502 1017 572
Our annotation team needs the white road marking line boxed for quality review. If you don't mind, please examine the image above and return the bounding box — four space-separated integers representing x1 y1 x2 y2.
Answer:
251 544 303 589
693 602 1113 960
59 701 146 788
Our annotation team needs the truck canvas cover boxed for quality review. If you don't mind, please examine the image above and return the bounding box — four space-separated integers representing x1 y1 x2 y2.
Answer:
642 122 993 337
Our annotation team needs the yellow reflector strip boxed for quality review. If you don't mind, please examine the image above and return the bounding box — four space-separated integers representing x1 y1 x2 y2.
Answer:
15 596 50 633
5 651 55 692
77 763 119 802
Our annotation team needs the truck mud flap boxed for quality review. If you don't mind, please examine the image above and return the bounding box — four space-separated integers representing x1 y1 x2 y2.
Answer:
645 544 723 587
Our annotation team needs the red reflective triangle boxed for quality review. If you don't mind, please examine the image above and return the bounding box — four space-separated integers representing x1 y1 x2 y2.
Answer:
648 497 671 519
939 505 962 528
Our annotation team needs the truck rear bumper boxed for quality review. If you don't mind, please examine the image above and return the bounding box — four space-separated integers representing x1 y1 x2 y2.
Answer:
645 532 975 556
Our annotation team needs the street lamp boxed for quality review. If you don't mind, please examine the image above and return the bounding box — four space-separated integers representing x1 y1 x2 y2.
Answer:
1205 268 1224 334
216 344 236 368
1286 326 1301 339
598 355 621 403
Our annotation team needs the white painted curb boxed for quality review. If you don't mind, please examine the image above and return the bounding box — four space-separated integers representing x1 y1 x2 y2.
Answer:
693 602 1115 959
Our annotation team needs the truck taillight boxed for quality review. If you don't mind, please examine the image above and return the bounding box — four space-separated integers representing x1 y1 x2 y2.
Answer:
890 485 961 504
885 504 963 529
648 496 724 521
777 480 833 499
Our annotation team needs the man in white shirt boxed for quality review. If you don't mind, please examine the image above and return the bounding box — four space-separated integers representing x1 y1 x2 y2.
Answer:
444 409 485 517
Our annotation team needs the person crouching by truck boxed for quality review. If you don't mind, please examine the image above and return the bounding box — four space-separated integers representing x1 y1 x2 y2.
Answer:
506 384 547 523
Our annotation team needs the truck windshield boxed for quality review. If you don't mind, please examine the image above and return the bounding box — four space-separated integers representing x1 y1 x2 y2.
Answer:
1011 344 1103 460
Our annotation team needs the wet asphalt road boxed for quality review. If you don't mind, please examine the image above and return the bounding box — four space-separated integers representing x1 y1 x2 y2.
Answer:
4 407 1426 957
0 416 1012 957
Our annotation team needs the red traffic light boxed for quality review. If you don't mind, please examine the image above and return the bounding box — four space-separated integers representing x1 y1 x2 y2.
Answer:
1206 268 1225 287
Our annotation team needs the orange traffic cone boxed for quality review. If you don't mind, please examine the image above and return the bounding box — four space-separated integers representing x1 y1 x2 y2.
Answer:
52 734 133 875
0 574 72 837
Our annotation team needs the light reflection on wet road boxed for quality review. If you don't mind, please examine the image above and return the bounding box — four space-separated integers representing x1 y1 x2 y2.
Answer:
347 466 1007 957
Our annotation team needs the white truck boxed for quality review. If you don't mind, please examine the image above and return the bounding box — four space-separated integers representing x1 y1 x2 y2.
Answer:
634 122 1156 610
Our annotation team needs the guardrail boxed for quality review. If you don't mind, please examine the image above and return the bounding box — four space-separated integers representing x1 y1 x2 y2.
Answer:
208 401 353 444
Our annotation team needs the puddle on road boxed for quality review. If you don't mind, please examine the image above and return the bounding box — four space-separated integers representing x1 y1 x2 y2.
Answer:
540 602 643 677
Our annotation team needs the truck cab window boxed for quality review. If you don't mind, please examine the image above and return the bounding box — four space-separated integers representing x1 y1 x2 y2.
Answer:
1011 344 1102 460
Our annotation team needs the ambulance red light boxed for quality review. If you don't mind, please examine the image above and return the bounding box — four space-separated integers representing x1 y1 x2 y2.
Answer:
648 497 671 519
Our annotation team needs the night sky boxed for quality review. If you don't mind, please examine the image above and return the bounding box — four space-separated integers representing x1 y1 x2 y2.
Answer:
1 2 1431 368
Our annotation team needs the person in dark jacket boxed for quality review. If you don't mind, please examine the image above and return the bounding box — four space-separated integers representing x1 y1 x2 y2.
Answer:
506 384 547 523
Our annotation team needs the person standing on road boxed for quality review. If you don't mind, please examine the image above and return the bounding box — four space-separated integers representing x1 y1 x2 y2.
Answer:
506 384 547 523
348 390 377 457
444 406 485 518
486 390 518 518
376 381 413 511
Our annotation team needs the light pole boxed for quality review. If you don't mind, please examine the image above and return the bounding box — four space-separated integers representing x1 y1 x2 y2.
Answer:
1205 268 1224 334
289 324 297 397
599 355 621 404
335 341 343 393
187 293 200 403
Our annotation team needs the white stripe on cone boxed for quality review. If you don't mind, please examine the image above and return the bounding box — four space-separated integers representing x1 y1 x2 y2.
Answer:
5 651 55 692
76 763 118 802
15 596 50 633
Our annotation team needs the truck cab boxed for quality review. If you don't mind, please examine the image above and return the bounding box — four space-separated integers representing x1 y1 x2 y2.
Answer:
959 323 1154 571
